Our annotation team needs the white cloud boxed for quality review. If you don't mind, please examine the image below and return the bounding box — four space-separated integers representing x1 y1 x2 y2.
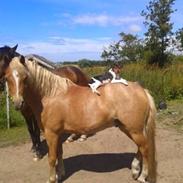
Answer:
63 14 143 27
73 15 109 26
129 24 142 33
17 37 113 61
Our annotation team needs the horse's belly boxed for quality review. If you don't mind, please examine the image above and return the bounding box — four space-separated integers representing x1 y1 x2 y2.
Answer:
63 115 114 134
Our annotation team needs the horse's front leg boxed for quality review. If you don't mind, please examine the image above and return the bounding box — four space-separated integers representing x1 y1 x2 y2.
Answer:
56 138 65 181
21 104 42 160
32 117 43 161
45 129 59 183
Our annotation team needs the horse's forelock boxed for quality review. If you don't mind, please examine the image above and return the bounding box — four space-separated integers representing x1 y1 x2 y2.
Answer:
10 57 28 76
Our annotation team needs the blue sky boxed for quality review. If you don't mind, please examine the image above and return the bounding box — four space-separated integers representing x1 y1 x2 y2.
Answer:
0 0 182 62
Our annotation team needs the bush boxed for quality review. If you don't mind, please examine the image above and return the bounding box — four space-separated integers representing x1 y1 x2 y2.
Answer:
0 92 25 129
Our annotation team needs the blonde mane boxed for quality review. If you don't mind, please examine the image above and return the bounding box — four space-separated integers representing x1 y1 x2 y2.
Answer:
10 57 74 97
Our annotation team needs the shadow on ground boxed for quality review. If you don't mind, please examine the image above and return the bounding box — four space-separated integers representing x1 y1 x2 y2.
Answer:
61 152 134 182
38 137 135 183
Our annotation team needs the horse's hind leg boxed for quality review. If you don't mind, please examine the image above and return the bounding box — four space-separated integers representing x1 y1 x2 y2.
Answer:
65 133 77 143
131 150 142 180
119 127 142 180
130 132 149 183
119 127 148 182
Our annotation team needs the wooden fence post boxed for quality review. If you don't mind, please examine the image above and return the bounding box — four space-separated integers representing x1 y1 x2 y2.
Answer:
5 81 10 129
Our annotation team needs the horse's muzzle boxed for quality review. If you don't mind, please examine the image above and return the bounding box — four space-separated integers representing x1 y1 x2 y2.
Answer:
13 98 24 110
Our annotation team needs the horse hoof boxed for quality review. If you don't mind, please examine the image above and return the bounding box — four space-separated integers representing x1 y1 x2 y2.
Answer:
31 146 36 153
78 136 87 142
46 181 56 183
132 173 140 180
65 139 73 143
33 156 40 162
33 154 42 162
137 177 149 183
46 177 56 183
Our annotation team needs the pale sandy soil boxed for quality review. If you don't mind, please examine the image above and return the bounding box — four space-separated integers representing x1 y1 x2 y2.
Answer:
0 126 183 183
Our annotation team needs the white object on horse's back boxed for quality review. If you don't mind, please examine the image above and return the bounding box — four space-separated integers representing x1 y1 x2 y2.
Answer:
89 78 102 94
108 68 116 78
111 78 128 85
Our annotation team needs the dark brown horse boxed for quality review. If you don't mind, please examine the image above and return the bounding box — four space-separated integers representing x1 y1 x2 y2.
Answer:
5 56 157 183
0 45 90 158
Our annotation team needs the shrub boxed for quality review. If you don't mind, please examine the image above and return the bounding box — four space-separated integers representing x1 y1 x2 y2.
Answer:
0 92 25 129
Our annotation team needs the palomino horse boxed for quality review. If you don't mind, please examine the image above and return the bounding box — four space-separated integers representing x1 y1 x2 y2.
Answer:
5 56 157 183
0 45 89 158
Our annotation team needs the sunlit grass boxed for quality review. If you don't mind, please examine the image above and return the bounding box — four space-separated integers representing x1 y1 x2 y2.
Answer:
84 62 183 104
0 125 29 148
156 99 183 132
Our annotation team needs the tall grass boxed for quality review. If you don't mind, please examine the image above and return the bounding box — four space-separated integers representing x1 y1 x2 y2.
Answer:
123 62 183 103
84 62 183 104
0 92 25 129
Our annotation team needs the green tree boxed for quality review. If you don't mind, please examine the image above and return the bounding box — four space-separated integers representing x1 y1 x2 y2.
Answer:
101 32 144 62
176 28 183 51
78 59 92 68
141 0 176 67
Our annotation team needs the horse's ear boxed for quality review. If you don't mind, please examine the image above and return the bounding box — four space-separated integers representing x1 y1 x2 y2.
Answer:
20 55 25 65
11 44 18 53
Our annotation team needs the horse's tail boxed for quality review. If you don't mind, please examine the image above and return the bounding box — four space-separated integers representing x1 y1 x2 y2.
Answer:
144 89 157 183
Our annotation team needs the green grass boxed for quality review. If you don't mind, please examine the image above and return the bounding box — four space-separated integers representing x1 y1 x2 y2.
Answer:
83 62 183 104
157 99 183 132
122 62 183 104
0 125 29 148
0 93 29 147
0 93 25 129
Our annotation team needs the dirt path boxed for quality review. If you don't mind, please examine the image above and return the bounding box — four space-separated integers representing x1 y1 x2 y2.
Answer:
0 126 183 183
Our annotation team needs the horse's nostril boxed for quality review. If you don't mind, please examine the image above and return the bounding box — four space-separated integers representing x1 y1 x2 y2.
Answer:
14 100 24 110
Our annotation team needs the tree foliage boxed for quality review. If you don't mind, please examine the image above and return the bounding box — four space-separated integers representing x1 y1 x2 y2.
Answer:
176 28 183 51
141 0 176 67
101 32 144 62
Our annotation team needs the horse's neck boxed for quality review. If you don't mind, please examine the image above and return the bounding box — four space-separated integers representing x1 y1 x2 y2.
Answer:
26 60 74 97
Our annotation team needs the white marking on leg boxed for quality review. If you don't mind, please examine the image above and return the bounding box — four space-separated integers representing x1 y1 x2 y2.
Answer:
137 163 148 183
131 157 141 180
65 133 76 143
78 134 87 142
12 70 19 97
